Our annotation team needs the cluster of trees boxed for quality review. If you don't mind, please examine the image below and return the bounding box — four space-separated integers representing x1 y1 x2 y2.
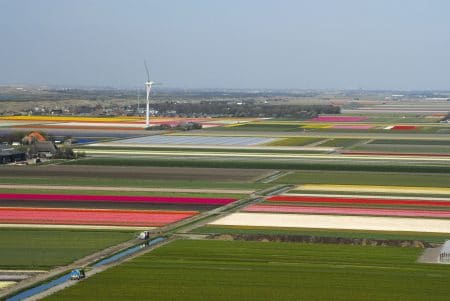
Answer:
146 122 203 131
148 102 340 119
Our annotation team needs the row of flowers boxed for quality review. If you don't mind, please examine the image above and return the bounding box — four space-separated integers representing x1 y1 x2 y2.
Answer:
0 207 197 227
266 195 450 208
244 204 450 218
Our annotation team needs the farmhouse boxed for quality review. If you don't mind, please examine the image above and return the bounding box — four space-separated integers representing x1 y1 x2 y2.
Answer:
30 141 58 158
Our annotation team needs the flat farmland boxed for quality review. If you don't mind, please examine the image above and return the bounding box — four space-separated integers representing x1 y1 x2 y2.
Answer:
0 228 133 269
46 240 450 301
113 135 276 146
0 165 268 182
274 170 450 187
210 212 450 233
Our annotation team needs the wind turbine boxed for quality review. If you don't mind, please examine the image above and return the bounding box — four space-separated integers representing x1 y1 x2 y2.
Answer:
144 61 154 128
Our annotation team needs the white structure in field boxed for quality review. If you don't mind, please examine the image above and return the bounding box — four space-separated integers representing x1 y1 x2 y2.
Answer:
439 240 450 263
144 61 154 128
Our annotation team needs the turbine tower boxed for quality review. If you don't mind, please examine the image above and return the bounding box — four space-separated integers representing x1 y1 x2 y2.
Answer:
144 61 154 128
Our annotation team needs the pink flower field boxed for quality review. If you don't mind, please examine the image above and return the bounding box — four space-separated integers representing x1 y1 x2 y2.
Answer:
310 116 368 122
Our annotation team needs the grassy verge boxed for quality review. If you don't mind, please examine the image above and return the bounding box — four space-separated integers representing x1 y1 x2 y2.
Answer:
192 225 449 243
0 228 134 269
47 240 450 301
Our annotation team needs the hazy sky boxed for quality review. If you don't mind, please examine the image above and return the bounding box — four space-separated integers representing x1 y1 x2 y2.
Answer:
1 0 450 90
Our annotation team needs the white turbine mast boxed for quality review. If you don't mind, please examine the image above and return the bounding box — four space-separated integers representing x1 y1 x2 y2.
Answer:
144 60 154 128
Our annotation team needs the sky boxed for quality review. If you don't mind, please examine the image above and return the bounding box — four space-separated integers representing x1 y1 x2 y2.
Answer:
1 0 450 90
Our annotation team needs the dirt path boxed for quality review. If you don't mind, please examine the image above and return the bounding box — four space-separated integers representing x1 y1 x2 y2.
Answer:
0 184 254 195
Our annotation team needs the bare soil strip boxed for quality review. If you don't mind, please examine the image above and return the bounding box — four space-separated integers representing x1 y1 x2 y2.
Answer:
0 165 267 182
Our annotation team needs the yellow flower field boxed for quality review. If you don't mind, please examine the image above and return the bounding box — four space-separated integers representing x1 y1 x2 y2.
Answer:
0 281 16 290
295 184 450 195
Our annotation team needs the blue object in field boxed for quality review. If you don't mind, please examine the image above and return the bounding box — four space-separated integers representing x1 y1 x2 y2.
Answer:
6 237 166 301
75 139 97 144
70 269 85 280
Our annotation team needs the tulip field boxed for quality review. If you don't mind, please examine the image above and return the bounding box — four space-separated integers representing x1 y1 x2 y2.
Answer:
0 193 237 229
0 207 197 227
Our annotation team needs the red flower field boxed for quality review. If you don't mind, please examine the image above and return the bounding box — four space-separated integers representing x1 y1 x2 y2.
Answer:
266 195 450 208
0 207 197 227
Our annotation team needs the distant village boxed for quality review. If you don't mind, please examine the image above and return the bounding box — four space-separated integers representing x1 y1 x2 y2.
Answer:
0 131 80 165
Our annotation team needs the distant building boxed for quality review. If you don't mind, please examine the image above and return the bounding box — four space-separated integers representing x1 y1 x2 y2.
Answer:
0 146 27 164
30 141 58 158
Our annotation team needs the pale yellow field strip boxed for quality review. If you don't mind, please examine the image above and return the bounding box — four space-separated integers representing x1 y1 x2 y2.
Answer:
0 224 153 230
283 193 450 201
51 122 144 128
81 149 450 162
210 212 450 233
0 184 254 195
296 184 450 195
0 281 16 290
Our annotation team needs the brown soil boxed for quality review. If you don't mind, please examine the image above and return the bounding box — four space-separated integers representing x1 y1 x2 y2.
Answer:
0 165 269 182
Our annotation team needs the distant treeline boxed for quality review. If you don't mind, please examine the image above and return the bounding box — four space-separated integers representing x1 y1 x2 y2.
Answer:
149 101 340 118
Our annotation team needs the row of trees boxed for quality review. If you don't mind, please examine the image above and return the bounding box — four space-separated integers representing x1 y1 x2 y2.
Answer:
146 102 340 119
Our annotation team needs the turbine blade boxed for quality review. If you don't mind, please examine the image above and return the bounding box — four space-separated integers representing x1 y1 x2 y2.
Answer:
144 60 150 82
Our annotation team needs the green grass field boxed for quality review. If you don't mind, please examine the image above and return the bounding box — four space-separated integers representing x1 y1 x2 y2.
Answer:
0 177 268 190
62 158 450 174
47 240 450 301
275 170 450 187
265 137 323 146
369 139 450 146
352 144 450 154
0 228 134 269
318 138 365 147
